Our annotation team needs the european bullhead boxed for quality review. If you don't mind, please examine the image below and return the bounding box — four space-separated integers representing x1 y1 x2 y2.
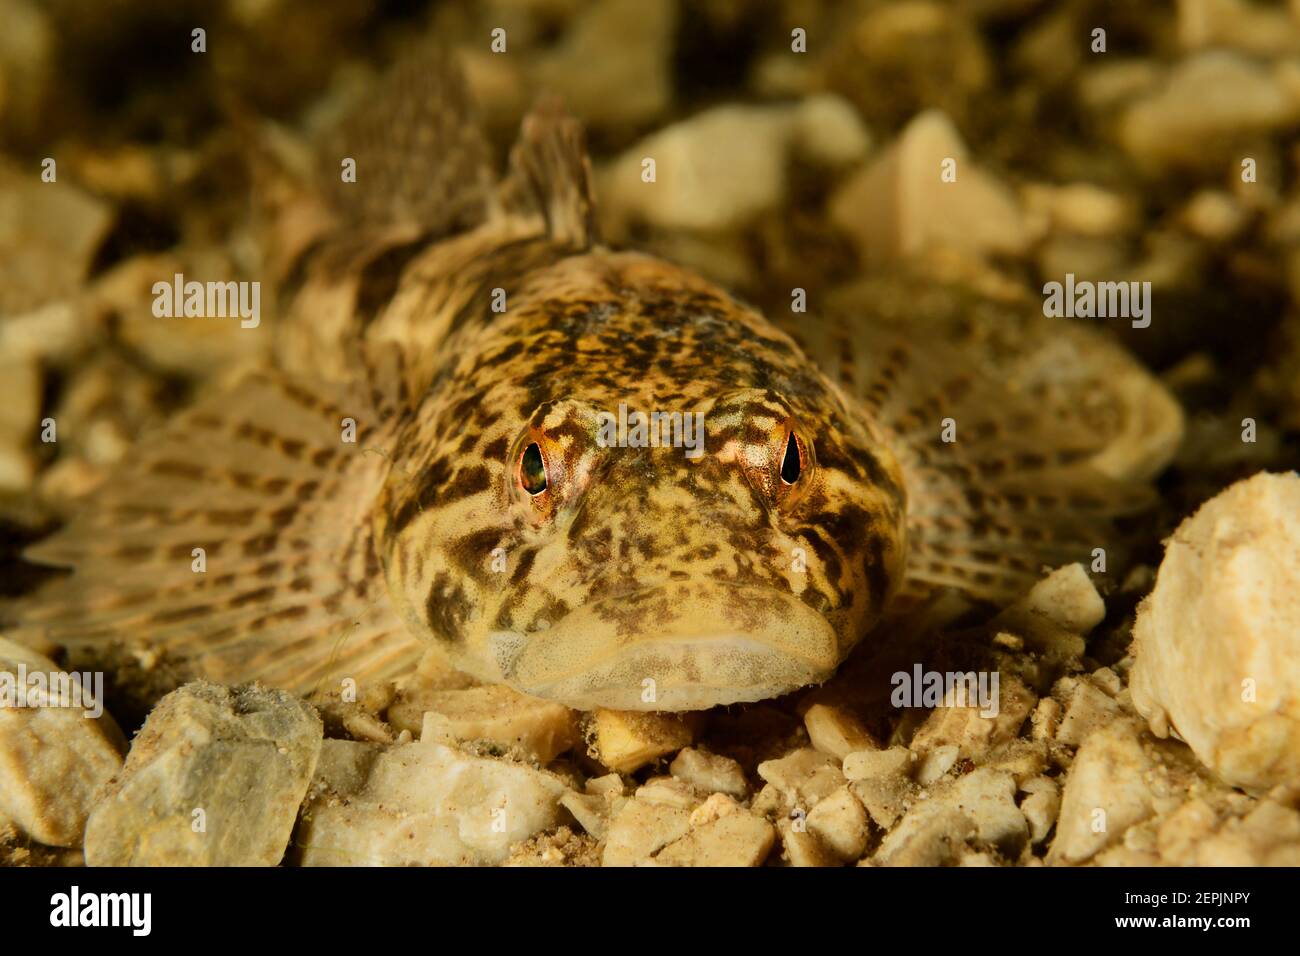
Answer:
18 46 1181 711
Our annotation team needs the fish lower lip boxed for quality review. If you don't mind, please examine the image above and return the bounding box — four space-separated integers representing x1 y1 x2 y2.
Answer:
494 585 841 711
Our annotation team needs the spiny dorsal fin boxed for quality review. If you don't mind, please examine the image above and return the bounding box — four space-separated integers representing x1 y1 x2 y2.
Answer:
496 97 599 250
316 41 493 238
18 368 421 698
229 107 338 287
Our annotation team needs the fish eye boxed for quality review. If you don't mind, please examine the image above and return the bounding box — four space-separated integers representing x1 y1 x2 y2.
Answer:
519 442 548 495
780 431 801 484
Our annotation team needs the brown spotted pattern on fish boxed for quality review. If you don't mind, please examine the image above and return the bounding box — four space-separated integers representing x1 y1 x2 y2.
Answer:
370 252 908 708
12 47 1179 711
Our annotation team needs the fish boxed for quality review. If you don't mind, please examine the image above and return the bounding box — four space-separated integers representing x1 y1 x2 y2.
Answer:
14 44 1182 712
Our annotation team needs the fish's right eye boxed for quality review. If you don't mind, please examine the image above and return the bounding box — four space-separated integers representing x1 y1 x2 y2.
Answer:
519 442 548 495
780 431 801 484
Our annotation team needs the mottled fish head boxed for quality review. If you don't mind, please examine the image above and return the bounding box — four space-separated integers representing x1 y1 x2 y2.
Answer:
375 251 908 710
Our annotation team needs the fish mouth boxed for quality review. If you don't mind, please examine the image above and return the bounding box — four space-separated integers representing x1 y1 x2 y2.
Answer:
489 584 841 711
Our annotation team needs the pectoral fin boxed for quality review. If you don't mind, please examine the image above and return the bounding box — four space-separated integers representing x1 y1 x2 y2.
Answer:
17 365 421 697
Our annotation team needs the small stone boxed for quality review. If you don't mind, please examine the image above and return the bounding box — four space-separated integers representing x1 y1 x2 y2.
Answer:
910 674 1037 761
600 96 864 234
1022 183 1135 238
1194 800 1300 866
339 709 393 744
505 825 600 868
777 818 838 868
397 684 577 763
688 792 741 829
1048 719 1155 865
1118 51 1298 172
0 0 54 143
386 649 480 733
1020 777 1060 845
588 709 694 773
791 94 872 168
1077 61 1164 116
875 806 973 867
829 109 1030 267
1181 190 1248 241
1154 797 1222 864
0 160 111 317
992 631 1024 652
1177 0 1300 57
85 681 321 866
601 798 691 867
749 783 786 818
806 786 870 861
803 703 878 760
992 564 1103 670
669 747 748 799
634 775 701 811
1133 787 1300 867
0 638 125 847
0 299 89 364
1054 676 1124 748
655 812 775 867
584 773 625 798
296 738 569 866
1131 472 1300 789
946 769 1028 856
844 747 915 830
981 739 1049 787
1035 236 1132 296
560 791 609 840
842 746 913 782
1030 697 1062 742
1092 667 1124 697
915 744 960 786
878 768 1026 864
756 747 846 810
1007 563 1107 635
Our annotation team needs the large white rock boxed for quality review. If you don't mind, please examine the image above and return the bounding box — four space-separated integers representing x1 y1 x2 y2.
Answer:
295 738 571 866
1130 472 1300 789
84 681 322 865
0 637 125 847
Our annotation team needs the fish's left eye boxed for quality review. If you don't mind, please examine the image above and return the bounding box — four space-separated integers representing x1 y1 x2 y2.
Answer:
780 432 801 484
519 442 548 495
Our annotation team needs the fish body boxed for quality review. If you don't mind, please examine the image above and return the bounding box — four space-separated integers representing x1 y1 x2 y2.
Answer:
16 48 1180 711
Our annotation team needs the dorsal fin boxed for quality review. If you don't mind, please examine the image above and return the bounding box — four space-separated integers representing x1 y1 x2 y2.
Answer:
315 41 493 238
496 97 599 250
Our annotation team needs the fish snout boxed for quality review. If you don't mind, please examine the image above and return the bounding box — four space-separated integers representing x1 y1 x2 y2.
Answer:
488 582 841 711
